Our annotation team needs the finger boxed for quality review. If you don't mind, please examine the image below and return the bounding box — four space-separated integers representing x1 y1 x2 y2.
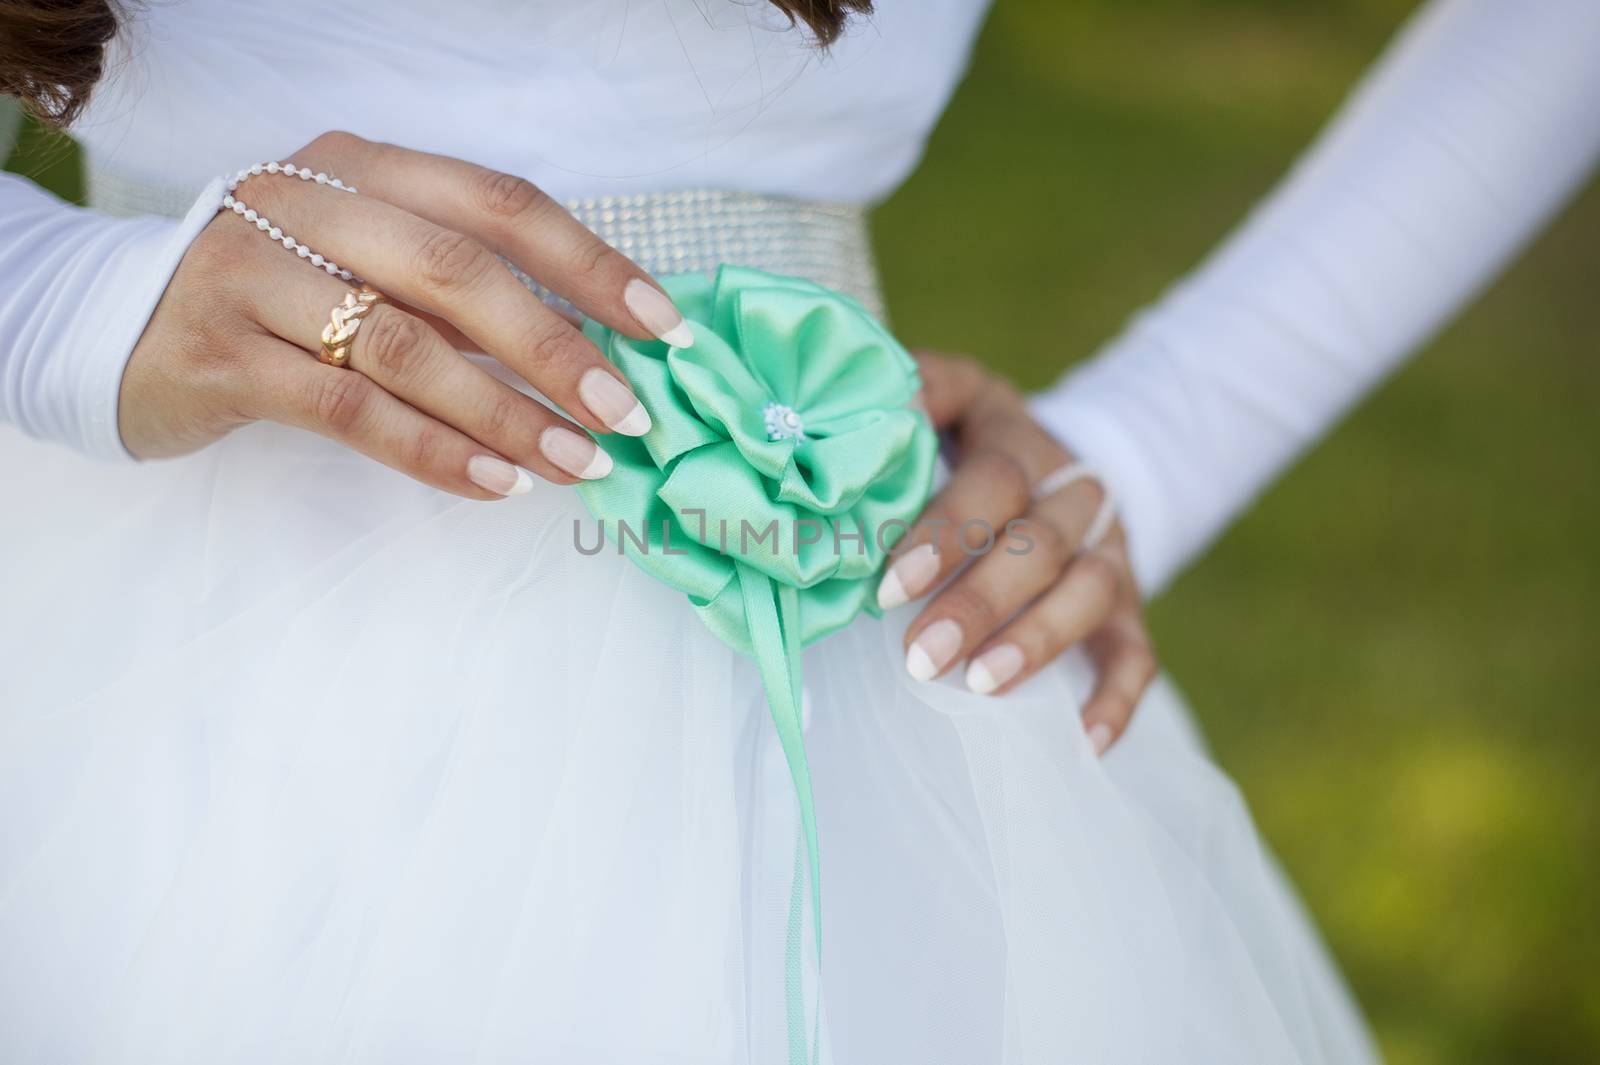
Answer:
256 270 609 484
233 175 652 440
878 390 1074 612
290 132 692 347
913 351 989 430
247 335 533 501
404 303 578 354
876 447 1032 612
899 458 1118 676
1079 615 1159 756
898 500 1078 682
960 548 1124 696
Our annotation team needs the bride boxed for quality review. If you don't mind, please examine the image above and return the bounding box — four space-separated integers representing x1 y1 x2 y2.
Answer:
1 1 1595 1061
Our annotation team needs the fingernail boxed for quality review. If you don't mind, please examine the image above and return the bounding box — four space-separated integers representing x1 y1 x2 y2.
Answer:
966 644 1024 696
467 455 533 496
906 618 962 682
540 426 613 480
624 278 694 348
877 543 940 610
1087 722 1113 757
579 367 651 436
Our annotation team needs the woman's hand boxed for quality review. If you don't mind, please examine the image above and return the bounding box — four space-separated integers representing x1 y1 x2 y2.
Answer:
119 131 695 497
886 351 1157 755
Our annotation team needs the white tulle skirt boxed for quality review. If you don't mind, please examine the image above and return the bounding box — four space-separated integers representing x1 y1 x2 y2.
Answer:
0 419 1377 1064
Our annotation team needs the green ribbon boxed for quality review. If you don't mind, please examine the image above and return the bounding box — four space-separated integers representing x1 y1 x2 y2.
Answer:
576 266 936 1049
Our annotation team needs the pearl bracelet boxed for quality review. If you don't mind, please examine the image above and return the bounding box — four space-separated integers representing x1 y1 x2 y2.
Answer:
219 161 358 282
228 160 356 194
1033 461 1117 551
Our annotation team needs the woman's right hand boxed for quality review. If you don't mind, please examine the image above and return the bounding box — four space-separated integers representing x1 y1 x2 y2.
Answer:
118 131 694 497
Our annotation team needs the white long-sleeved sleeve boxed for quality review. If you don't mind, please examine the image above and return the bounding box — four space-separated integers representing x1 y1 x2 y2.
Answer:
1031 0 1600 598
0 160 222 461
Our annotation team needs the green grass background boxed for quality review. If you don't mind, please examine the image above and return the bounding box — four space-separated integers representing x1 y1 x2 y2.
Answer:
6 2 1596 1061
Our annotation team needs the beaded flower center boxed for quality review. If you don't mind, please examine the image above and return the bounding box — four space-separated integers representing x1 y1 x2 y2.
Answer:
763 402 807 443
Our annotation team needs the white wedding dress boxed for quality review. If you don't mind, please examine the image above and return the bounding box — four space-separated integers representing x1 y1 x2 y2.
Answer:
2 2 1597 1062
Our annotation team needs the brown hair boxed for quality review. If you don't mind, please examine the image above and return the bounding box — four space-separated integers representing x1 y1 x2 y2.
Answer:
0 0 122 126
767 0 874 45
1 0 873 129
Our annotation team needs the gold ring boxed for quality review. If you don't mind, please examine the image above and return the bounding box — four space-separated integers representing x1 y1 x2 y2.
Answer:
318 285 387 368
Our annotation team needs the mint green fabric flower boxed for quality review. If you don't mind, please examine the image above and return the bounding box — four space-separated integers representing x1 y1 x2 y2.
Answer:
577 265 937 962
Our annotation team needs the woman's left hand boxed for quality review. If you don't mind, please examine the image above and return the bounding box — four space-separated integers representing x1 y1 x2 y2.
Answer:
883 350 1157 755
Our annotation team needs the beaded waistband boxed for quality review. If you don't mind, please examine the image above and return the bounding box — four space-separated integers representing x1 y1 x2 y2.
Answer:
87 168 886 319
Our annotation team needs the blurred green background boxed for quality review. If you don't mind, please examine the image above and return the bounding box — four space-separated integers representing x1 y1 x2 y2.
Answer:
5 2 1595 1062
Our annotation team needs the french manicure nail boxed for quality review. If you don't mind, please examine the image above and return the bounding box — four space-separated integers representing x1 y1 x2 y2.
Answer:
877 542 940 610
966 644 1024 696
541 426 613 480
906 618 962 682
579 367 651 436
624 278 694 348
467 455 533 496
1087 722 1113 757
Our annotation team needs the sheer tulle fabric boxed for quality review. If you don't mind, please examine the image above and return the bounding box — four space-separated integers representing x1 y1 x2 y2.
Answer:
0 422 1375 1064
